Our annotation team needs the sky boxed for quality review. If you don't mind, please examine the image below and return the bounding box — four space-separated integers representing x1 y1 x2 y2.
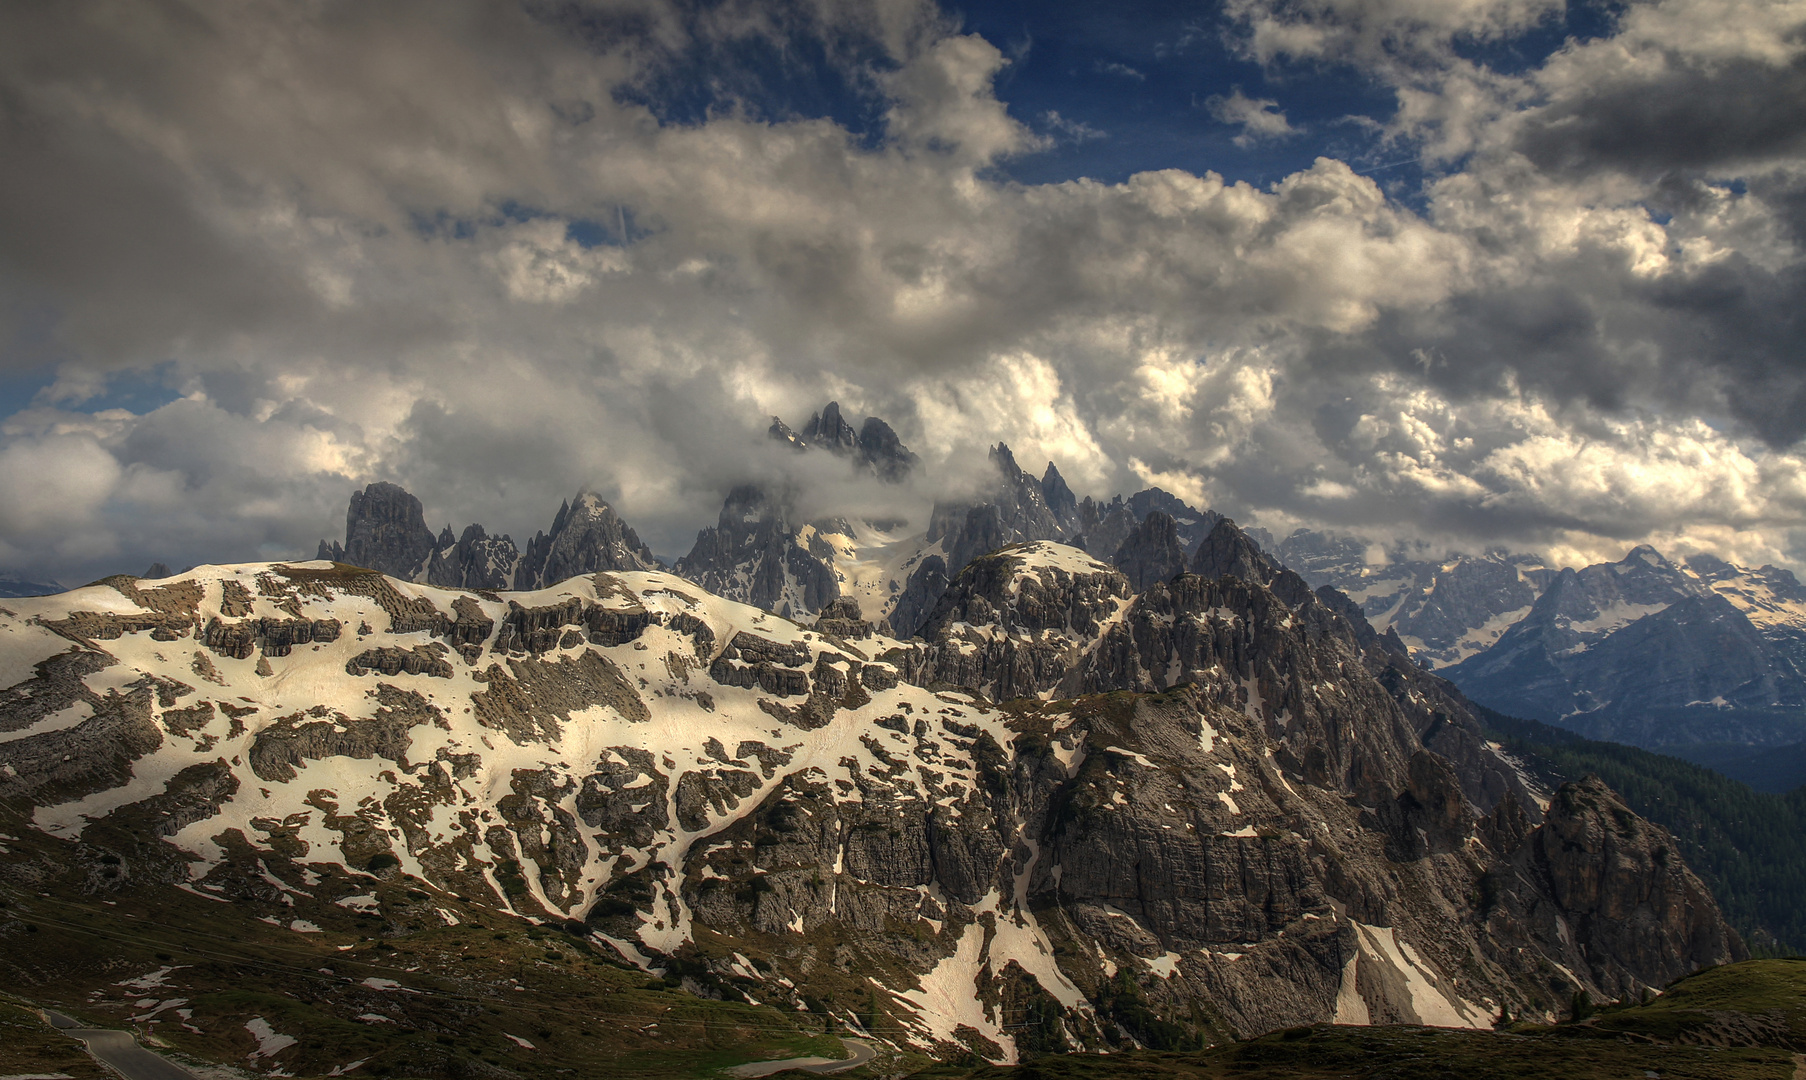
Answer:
1 0 1804 581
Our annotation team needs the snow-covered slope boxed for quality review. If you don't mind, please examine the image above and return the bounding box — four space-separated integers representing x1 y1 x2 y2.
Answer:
0 547 1742 1059
1440 548 1806 750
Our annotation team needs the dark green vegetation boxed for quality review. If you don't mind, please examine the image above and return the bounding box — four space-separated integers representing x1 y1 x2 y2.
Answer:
0 809 889 1080
1479 705 1806 955
1671 738 1806 794
915 960 1806 1080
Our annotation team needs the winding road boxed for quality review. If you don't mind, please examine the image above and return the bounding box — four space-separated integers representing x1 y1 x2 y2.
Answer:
725 1036 878 1077
43 1011 201 1080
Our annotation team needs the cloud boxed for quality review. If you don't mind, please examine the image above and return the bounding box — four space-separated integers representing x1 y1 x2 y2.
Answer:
1225 0 1565 68
1204 87 1299 146
1094 60 1146 80
1042 110 1106 143
0 0 1801 583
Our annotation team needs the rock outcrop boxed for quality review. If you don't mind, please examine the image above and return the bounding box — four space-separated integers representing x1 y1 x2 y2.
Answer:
1111 510 1188 593
320 481 438 580
319 484 656 592
1482 776 1747 1001
673 485 841 617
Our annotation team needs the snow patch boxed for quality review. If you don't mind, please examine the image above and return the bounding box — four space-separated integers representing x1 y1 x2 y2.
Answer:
244 1017 297 1059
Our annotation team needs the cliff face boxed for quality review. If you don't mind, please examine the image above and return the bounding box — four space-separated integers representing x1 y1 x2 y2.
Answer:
1481 777 1747 1001
0 531 1743 1062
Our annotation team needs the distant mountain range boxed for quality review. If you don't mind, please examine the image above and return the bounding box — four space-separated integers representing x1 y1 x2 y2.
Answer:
298 400 1806 790
1275 533 1806 784
0 572 65 598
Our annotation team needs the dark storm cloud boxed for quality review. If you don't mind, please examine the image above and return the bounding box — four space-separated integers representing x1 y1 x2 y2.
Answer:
1515 57 1806 178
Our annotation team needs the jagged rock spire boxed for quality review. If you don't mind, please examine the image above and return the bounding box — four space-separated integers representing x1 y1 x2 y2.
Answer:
1112 510 1187 592
768 402 919 482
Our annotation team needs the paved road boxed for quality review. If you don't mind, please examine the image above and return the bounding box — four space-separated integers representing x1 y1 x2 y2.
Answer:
44 1011 202 1080
725 1036 878 1077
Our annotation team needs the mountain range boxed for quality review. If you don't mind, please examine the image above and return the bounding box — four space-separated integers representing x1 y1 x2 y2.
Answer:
2 398 1798 1074
0 495 1748 1071
1272 533 1806 785
301 401 1806 792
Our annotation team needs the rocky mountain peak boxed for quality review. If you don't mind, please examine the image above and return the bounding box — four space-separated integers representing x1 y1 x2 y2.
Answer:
1040 461 1078 522
1126 488 1223 552
1190 517 1274 584
769 402 919 482
1112 510 1187 592
675 483 838 617
320 483 659 592
329 481 438 579
856 416 919 482
989 441 1021 477
521 490 661 586
768 415 807 449
802 400 859 453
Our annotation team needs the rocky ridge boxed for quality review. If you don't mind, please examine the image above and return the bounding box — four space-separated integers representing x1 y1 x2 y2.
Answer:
317 485 659 590
0 521 1743 1064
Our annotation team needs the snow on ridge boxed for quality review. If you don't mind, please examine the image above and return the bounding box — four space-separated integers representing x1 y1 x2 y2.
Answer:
1 559 1013 965
1008 541 1112 578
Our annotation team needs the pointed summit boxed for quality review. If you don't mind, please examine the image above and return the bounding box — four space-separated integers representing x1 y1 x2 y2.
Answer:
857 416 919 482
521 490 660 586
1190 517 1274 585
1041 462 1077 522
989 442 1022 479
769 416 808 450
802 401 859 453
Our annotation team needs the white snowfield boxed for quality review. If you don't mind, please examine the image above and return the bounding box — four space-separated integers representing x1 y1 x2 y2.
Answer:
0 555 1499 1061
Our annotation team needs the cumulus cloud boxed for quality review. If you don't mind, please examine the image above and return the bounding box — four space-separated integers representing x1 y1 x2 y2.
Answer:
1204 87 1299 146
1225 0 1564 68
0 0 1802 582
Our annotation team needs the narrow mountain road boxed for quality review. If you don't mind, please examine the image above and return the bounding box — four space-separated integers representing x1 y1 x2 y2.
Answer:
43 1011 202 1080
725 1036 878 1077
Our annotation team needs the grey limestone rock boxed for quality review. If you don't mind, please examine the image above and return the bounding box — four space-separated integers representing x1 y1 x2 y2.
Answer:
322 484 654 590
674 485 840 616
892 443 1079 636
335 481 438 580
1112 510 1188 593
518 491 660 587
1481 776 1746 1002
425 523 521 590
